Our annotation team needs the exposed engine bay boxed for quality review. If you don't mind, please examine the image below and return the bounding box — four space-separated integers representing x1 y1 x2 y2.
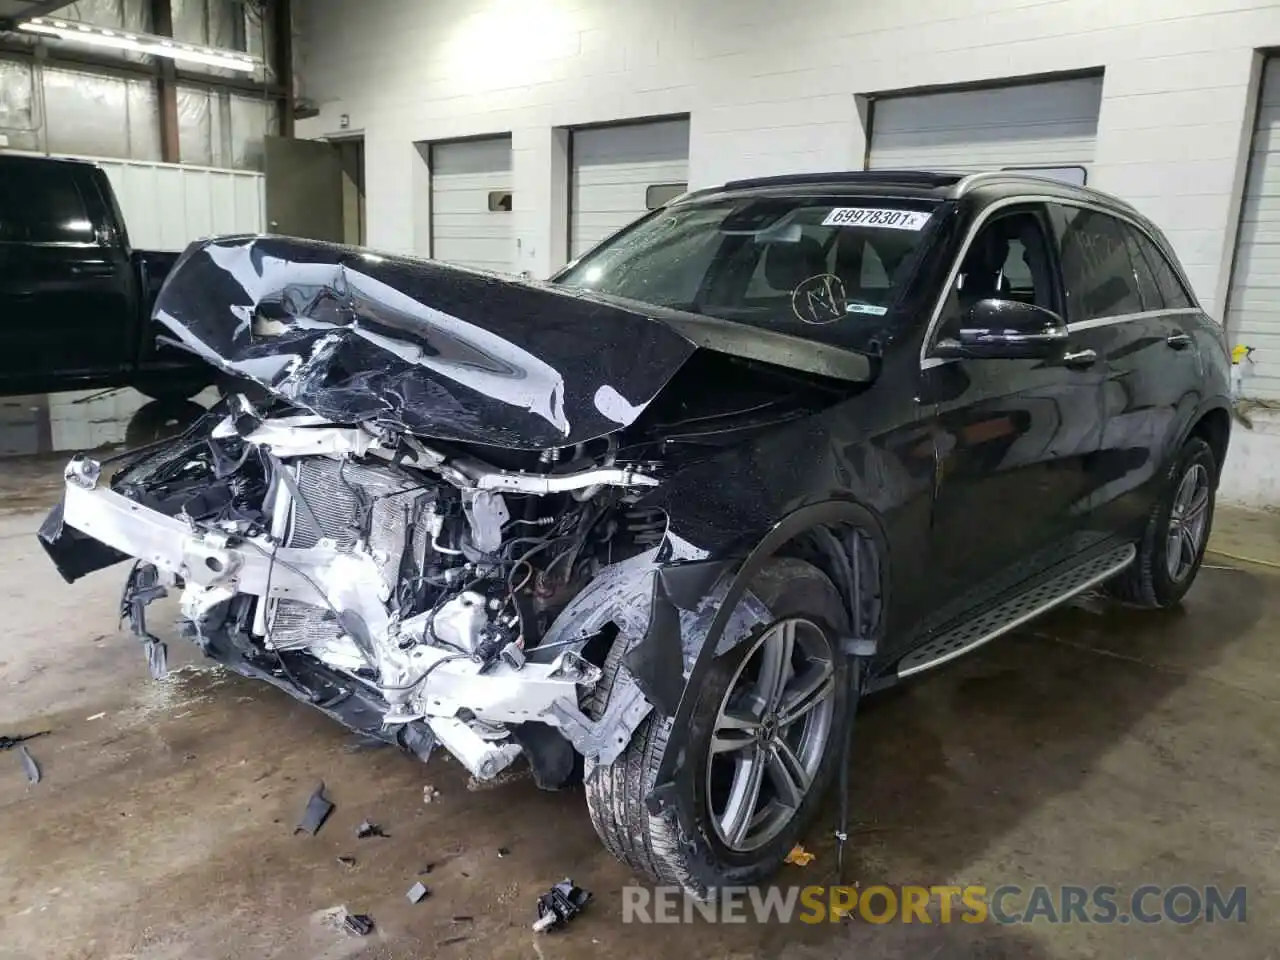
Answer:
38 235 869 788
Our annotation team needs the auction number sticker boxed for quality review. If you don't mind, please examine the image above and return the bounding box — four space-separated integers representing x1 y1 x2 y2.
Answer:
822 207 931 230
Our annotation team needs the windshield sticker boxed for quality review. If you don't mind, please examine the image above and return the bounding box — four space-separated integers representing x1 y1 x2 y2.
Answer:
791 274 847 325
846 302 889 317
822 208 931 230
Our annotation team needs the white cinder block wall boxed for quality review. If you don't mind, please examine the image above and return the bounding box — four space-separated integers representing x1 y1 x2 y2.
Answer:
295 0 1280 505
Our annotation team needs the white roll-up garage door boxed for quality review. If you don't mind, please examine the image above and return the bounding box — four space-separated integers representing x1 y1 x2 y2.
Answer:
869 77 1104 184
430 136 513 273
1227 59 1280 399
570 119 690 259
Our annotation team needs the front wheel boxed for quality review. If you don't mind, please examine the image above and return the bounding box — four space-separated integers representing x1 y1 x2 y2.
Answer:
1107 436 1217 608
583 558 851 897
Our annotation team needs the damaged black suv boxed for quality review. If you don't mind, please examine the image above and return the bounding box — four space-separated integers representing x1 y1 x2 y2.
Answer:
40 170 1231 897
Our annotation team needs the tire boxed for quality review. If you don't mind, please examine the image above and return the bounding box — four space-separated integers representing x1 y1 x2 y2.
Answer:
124 399 210 448
1106 436 1217 608
584 557 851 897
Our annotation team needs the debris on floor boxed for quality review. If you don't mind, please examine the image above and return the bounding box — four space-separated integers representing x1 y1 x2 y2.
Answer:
497 846 511 858
406 881 430 904
784 844 816 866
17 745 40 784
356 819 388 839
418 863 435 875
422 784 440 804
343 913 374 936
0 730 49 751
85 712 106 721
451 916 473 923
295 782 334 836
439 935 470 946
336 856 356 869
532 878 592 932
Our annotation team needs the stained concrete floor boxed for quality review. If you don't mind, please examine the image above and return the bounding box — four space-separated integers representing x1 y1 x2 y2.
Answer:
1 458 1279 960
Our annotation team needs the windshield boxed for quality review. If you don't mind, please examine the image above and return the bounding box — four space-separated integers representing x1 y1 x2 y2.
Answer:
555 194 940 341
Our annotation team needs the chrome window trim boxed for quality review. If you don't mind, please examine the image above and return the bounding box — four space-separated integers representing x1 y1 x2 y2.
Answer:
919 194 1202 370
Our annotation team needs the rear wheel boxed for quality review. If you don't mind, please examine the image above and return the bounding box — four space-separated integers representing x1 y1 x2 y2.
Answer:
584 558 851 897
1107 436 1217 608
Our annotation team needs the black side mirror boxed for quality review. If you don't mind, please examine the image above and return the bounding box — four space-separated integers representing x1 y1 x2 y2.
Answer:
933 299 1068 360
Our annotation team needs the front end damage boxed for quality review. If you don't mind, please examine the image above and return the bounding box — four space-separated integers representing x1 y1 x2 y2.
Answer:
40 409 736 785
38 236 870 790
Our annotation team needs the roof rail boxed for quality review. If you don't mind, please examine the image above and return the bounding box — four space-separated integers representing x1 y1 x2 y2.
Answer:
721 170 964 191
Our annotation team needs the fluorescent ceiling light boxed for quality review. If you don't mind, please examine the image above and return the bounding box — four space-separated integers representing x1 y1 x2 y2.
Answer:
18 17 260 73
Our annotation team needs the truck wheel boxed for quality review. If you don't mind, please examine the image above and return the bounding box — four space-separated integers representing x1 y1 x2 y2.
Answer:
1107 436 1217 608
124 399 209 447
584 558 851 898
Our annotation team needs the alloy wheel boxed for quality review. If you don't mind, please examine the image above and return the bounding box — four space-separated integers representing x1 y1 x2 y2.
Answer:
1166 463 1210 583
706 617 836 852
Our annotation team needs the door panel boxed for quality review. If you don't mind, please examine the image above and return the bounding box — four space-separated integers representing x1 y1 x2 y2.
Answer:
0 159 132 386
1048 204 1200 539
920 204 1106 611
265 137 344 241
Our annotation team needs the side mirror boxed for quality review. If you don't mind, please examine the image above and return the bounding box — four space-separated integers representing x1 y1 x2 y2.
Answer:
933 299 1067 360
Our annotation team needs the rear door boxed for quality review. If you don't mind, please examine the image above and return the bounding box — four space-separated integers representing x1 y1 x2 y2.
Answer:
920 202 1108 610
0 158 133 387
1048 203 1204 536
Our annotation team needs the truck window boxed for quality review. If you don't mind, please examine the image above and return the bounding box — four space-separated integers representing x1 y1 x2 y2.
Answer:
0 162 96 245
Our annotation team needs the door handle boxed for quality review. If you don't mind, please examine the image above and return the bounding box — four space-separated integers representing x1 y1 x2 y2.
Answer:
1167 332 1192 350
68 264 116 278
1062 348 1098 369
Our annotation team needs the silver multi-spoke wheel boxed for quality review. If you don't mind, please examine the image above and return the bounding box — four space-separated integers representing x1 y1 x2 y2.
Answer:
707 617 836 852
1166 463 1210 582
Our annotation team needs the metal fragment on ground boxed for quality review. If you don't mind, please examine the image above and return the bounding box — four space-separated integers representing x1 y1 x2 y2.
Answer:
18 746 40 784
336 856 356 869
439 936 470 946
343 913 374 936
295 782 334 836
406 881 430 904
356 819 387 839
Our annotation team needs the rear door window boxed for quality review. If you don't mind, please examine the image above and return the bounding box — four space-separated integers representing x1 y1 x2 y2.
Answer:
0 161 96 244
1050 205 1143 322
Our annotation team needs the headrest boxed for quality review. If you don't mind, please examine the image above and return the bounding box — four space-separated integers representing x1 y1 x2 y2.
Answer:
763 235 826 291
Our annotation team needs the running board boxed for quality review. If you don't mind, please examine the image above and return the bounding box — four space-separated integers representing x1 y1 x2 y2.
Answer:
895 544 1137 679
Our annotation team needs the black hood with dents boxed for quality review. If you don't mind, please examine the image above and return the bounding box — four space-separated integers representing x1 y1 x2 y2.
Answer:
153 236 873 450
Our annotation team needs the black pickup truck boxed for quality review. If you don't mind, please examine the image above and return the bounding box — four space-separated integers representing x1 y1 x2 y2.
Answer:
0 153 212 401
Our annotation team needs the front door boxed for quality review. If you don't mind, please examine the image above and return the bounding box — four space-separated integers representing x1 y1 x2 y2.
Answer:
919 204 1108 613
0 158 133 388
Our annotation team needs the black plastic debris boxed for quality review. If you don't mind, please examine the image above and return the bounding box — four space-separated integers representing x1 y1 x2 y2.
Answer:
439 936 470 947
0 731 49 751
18 746 40 784
533 879 592 932
343 913 374 936
406 881 430 904
418 863 435 876
497 846 511 858
451 916 473 923
295 782 334 836
356 820 388 839
336 856 356 869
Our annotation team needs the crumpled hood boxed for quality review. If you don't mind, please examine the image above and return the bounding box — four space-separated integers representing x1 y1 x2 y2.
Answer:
153 236 698 449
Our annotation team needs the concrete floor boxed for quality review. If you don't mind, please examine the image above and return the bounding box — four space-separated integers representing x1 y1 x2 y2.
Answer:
2 458 1279 959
